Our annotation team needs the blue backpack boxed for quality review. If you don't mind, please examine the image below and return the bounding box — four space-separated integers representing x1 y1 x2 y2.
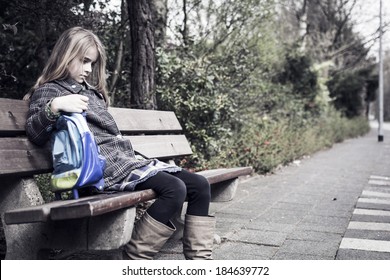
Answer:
50 113 106 199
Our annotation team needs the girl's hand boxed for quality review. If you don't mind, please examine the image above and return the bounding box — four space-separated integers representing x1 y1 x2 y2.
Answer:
50 95 89 113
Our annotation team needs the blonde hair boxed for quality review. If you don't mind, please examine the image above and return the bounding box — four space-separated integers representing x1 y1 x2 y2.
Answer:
24 27 109 104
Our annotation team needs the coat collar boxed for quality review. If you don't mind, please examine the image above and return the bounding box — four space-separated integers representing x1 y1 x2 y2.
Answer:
54 78 101 98
54 78 84 94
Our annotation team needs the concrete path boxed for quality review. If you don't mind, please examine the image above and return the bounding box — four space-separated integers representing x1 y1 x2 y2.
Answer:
156 124 390 260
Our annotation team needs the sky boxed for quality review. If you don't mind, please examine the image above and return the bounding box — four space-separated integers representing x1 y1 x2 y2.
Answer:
351 0 390 59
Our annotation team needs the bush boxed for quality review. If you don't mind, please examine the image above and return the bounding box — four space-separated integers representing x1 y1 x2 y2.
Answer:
156 48 236 166
156 44 370 173
34 174 55 202
197 108 370 173
327 70 368 118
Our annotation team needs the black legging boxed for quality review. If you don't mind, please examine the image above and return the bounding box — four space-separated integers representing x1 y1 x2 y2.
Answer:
134 169 211 225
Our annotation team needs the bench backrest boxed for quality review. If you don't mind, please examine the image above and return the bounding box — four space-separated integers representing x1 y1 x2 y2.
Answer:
0 98 192 177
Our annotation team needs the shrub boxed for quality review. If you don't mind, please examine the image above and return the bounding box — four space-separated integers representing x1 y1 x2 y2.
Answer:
156 48 236 166
199 107 370 173
34 174 55 202
327 70 368 118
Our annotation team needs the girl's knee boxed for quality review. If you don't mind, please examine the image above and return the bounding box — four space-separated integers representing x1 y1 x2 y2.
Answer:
197 174 211 192
162 176 187 202
191 174 211 201
200 175 211 189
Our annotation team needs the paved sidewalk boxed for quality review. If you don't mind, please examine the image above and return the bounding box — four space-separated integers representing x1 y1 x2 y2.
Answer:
156 126 390 260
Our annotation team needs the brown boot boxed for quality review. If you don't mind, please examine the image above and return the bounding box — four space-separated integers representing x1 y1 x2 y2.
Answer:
183 214 215 260
123 212 176 260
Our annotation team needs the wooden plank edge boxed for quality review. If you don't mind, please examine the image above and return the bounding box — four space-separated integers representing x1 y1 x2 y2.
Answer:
197 166 253 185
4 195 100 224
4 207 51 225
50 189 156 220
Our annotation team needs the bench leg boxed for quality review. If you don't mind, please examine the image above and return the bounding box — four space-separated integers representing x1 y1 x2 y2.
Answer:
0 178 50 259
87 207 136 250
46 207 136 250
210 178 238 202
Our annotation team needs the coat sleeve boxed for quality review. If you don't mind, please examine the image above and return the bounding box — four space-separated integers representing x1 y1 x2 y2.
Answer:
25 84 70 146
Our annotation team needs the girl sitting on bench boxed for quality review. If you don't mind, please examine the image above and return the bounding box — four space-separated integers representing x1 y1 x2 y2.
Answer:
24 26 215 260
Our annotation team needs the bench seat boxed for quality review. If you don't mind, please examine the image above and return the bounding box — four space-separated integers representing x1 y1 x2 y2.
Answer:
4 166 252 224
0 98 252 259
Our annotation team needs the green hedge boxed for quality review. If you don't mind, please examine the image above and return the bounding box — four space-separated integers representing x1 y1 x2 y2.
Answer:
184 108 370 173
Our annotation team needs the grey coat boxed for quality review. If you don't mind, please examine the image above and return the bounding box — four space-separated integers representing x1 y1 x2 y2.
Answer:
26 78 154 189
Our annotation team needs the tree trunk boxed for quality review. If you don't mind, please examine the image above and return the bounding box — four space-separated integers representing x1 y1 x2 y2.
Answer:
181 0 189 46
151 0 168 49
109 0 127 104
127 0 157 110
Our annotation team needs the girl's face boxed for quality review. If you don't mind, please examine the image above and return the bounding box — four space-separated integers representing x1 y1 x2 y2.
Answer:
68 46 98 83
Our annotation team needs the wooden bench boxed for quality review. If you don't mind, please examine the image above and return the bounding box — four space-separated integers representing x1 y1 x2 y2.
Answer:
0 97 252 260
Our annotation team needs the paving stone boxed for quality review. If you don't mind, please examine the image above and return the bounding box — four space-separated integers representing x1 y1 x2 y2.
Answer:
271 201 314 212
213 241 278 260
256 209 306 225
296 223 347 234
272 252 334 260
279 193 323 205
229 228 288 247
244 221 296 233
302 215 350 227
287 230 343 242
277 239 340 258
309 207 354 218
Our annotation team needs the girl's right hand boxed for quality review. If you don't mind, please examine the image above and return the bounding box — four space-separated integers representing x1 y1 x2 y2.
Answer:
50 94 89 114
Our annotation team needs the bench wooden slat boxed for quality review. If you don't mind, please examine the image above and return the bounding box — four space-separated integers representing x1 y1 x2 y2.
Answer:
0 98 29 136
197 167 253 185
4 189 156 224
109 107 183 134
0 138 51 176
128 135 192 159
50 190 156 220
0 135 192 176
3 195 104 224
0 98 182 135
